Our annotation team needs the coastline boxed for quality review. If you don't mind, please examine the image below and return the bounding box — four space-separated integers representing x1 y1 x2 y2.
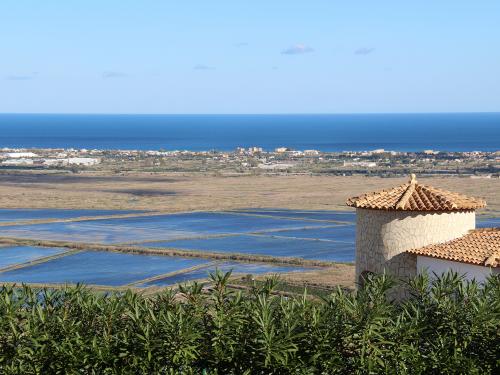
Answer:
1 112 499 152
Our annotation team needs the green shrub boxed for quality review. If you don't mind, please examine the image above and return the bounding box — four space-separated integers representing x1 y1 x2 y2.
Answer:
0 271 498 374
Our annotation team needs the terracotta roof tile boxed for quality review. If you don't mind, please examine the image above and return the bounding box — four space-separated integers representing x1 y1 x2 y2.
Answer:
407 228 500 267
346 174 486 211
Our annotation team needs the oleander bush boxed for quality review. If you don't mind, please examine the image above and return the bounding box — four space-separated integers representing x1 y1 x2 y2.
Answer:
0 271 499 374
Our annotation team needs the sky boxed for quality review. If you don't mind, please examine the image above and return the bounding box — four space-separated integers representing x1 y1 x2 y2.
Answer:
0 0 499 114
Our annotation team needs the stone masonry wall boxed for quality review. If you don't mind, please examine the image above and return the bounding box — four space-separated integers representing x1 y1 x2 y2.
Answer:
355 208 475 283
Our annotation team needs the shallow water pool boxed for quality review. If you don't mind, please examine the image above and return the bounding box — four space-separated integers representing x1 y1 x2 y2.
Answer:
139 233 355 262
255 225 355 242
0 212 331 244
230 209 356 223
0 246 68 269
0 208 145 223
138 261 310 287
0 251 209 286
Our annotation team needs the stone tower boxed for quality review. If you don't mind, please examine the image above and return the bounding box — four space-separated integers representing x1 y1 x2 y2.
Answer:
346 174 486 282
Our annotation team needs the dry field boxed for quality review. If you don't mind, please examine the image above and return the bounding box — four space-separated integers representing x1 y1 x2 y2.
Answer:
275 264 356 290
0 171 498 214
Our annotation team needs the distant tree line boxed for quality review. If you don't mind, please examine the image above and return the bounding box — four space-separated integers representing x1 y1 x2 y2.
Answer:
0 271 498 374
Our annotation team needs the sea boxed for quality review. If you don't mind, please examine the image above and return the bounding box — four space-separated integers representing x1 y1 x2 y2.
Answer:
0 113 498 152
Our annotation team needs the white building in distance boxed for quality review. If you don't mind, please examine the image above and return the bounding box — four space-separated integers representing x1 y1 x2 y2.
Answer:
66 157 100 166
275 147 291 153
1 152 39 158
303 150 320 156
1 158 34 166
42 158 101 167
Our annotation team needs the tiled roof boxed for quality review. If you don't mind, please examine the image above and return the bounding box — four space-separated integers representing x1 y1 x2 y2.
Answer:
346 174 486 211
407 228 500 267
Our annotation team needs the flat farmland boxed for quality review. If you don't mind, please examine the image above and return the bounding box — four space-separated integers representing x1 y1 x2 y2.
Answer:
0 172 497 214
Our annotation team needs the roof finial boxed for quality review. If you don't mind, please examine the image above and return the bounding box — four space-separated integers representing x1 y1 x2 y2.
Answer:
410 173 417 184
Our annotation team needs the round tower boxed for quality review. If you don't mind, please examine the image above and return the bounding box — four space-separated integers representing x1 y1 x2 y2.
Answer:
346 174 486 282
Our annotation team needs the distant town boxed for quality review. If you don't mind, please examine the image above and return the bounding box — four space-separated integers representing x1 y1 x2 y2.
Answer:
1 147 498 177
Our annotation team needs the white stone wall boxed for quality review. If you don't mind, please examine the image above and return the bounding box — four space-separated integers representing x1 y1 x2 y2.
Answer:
417 256 499 283
355 208 475 282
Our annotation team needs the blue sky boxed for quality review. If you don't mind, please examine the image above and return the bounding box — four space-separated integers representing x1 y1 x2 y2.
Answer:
0 0 499 114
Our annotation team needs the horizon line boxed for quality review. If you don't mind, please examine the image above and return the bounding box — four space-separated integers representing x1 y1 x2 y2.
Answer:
1 111 499 116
